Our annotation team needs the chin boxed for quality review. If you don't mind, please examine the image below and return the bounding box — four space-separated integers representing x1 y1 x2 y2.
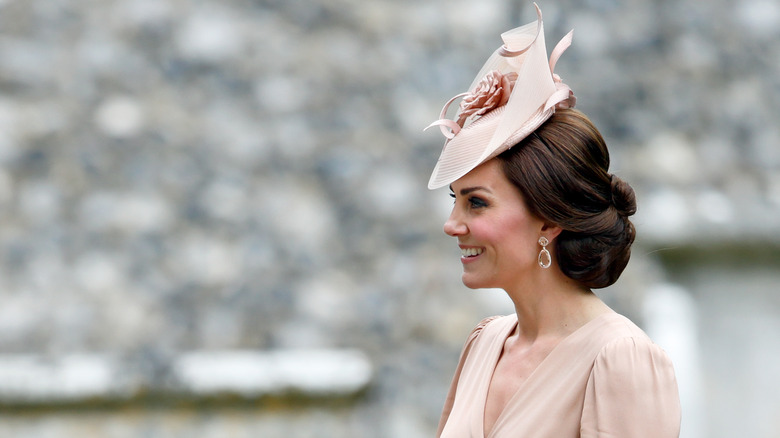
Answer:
461 274 492 290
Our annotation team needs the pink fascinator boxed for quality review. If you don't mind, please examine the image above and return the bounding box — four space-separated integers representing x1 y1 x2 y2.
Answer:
426 3 576 190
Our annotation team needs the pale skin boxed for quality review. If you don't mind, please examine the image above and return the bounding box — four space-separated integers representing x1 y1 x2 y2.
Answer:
444 158 613 437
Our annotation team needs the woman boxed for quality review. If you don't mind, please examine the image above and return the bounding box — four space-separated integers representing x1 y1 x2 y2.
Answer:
426 5 681 438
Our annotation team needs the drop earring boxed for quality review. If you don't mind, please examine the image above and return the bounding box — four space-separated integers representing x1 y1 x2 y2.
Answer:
538 236 551 269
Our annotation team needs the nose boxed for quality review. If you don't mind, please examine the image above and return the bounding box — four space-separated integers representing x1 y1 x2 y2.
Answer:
443 209 467 237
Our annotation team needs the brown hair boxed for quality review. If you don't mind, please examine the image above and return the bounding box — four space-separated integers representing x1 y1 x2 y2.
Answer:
497 108 636 289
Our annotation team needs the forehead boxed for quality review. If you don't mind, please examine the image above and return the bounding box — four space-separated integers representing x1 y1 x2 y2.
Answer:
451 159 508 190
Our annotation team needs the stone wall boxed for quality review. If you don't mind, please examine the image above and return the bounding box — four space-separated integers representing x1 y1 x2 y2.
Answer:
0 0 778 436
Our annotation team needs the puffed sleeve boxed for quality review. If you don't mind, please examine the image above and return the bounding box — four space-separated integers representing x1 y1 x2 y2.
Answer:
581 337 681 438
436 316 500 438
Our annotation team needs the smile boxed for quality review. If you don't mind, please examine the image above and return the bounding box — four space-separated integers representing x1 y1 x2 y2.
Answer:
460 247 484 257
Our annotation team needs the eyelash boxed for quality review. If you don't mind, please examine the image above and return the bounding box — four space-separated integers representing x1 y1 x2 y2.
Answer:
469 197 488 208
450 193 488 209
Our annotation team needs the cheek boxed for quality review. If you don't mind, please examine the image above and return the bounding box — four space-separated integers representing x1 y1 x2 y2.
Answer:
468 218 503 243
493 216 538 256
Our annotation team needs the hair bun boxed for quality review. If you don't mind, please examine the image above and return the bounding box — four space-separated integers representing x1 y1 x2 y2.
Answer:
610 174 637 217
498 109 638 289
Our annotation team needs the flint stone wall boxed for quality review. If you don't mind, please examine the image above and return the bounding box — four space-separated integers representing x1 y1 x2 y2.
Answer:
0 0 778 437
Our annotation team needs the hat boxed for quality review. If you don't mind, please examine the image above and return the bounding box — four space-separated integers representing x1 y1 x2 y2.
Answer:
426 3 576 190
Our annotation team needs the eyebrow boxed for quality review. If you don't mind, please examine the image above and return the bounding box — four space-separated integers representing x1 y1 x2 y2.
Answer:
449 185 492 196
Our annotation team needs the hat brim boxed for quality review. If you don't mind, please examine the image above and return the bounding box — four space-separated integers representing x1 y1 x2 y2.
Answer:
427 105 554 189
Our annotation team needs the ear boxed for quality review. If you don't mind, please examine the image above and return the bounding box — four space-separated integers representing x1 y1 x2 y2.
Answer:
540 223 563 242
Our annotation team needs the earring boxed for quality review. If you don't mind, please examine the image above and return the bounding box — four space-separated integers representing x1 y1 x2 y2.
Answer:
538 236 551 269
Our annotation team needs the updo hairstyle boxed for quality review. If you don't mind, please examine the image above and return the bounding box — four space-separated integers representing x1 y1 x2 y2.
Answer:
497 108 637 289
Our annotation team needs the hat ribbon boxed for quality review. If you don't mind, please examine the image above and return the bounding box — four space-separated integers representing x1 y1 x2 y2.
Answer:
424 29 575 142
498 2 543 57
424 92 469 140
424 3 575 143
423 4 544 141
544 29 576 111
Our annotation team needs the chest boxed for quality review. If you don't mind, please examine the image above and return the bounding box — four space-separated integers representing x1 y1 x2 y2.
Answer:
483 341 558 436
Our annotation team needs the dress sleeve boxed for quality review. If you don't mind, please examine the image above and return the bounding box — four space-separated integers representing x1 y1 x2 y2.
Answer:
436 316 500 438
580 337 682 438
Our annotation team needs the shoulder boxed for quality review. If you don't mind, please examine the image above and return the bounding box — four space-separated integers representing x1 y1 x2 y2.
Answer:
590 312 652 341
469 315 505 335
589 314 676 380
465 314 514 341
458 315 513 353
592 335 677 384
581 315 682 437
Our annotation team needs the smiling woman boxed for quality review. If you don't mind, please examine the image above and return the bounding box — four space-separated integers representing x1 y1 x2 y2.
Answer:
445 160 547 292
425 4 681 438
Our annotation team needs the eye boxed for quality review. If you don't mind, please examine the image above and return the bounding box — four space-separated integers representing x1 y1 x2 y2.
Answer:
468 196 488 209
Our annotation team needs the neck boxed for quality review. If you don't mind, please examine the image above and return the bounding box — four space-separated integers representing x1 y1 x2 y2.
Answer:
504 269 611 342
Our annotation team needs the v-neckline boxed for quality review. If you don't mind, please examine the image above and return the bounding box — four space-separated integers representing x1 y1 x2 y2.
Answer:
481 312 617 438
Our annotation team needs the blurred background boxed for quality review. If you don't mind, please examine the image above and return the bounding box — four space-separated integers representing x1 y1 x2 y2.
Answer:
0 0 778 436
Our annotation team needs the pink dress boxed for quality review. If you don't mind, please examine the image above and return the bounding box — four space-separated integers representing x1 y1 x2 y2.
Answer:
437 312 681 437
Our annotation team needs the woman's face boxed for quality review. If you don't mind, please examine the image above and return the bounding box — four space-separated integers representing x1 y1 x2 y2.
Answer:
444 159 546 290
